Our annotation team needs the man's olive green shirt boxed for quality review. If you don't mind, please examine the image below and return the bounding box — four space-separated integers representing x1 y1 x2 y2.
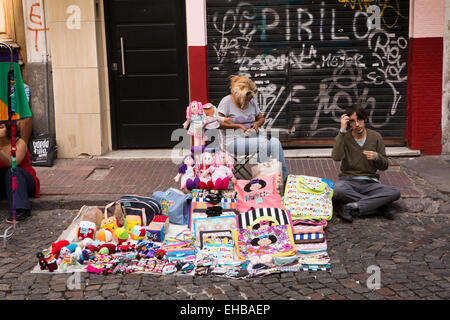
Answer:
332 129 389 180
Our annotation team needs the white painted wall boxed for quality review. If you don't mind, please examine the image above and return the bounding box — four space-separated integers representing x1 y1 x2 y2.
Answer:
410 0 444 38
22 0 51 63
185 0 206 46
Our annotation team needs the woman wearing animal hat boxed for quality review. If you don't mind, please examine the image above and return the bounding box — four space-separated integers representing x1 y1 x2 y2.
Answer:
217 75 289 184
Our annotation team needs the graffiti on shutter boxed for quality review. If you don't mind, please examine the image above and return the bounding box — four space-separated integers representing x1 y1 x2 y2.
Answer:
206 0 409 144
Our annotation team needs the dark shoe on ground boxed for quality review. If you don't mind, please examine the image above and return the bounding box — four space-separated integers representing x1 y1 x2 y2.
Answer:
335 204 353 223
6 209 31 223
378 204 396 220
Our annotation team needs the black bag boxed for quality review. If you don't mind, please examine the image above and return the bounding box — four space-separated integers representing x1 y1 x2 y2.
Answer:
117 195 162 226
29 134 57 167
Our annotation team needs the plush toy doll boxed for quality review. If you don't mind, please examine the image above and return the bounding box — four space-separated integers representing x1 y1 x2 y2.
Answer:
98 243 117 254
113 227 129 244
183 100 205 148
51 240 70 259
198 151 214 189
69 253 82 268
211 151 236 190
77 221 96 240
174 154 199 190
59 252 73 272
202 103 230 130
36 249 58 273
78 249 94 265
57 246 71 266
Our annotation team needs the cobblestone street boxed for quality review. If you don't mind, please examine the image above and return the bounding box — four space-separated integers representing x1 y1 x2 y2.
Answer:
0 157 449 301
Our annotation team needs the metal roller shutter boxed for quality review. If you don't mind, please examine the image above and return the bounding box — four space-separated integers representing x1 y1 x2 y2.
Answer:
206 0 409 146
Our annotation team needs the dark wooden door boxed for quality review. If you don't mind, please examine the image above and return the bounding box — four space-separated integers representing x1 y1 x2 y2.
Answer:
105 0 189 148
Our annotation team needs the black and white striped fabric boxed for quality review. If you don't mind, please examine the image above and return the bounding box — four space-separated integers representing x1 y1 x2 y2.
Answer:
237 208 292 229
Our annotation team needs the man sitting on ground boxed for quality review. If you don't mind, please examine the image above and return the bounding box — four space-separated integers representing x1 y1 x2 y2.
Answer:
331 104 401 223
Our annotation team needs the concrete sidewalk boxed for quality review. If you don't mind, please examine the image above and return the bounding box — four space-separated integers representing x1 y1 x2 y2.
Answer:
29 153 450 214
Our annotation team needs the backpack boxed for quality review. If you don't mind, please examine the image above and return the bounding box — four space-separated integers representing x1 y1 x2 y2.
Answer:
283 175 334 221
117 195 162 226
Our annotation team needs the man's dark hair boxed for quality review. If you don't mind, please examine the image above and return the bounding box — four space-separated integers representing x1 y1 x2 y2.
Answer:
345 104 367 121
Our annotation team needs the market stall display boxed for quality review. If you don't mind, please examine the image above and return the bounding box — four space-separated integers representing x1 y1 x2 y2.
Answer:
33 101 334 277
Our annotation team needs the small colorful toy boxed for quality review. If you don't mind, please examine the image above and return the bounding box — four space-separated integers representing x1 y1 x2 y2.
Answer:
211 151 236 190
202 103 230 130
124 215 142 235
117 242 135 253
113 227 129 244
100 216 120 233
198 151 214 190
57 246 71 266
183 100 205 148
51 240 70 259
76 221 96 240
97 229 113 242
145 215 169 242
130 224 146 241
36 248 58 272
78 249 94 264
174 154 199 190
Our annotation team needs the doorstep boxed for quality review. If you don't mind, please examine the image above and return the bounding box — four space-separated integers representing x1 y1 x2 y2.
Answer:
96 147 421 160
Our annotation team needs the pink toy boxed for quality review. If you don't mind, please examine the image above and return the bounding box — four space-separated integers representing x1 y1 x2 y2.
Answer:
211 151 236 190
198 151 214 190
174 154 199 190
183 101 205 148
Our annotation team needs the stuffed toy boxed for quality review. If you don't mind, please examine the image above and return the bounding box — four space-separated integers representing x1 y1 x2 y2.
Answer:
211 151 236 190
98 247 110 255
51 240 70 259
59 252 82 272
100 216 119 233
57 246 71 266
65 243 78 253
77 237 94 249
36 249 58 272
174 154 199 190
124 215 142 236
76 220 96 240
113 227 129 244
117 242 135 253
98 243 116 254
129 224 146 241
203 103 230 130
78 249 94 265
69 253 82 268
97 229 113 242
198 151 214 190
155 249 166 260
183 101 205 148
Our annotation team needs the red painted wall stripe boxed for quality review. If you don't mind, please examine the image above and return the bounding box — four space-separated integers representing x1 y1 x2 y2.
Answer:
406 37 443 155
188 46 209 103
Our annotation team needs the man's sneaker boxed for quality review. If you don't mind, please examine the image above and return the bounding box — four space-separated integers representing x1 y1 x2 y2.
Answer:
378 205 396 220
6 209 31 223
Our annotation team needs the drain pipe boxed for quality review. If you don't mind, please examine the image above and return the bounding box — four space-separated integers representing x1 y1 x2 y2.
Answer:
41 0 51 135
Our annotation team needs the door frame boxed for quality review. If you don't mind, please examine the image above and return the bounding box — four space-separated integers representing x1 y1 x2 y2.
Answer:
103 0 189 149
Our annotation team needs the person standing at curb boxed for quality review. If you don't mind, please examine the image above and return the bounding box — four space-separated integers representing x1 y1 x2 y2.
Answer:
331 104 400 223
